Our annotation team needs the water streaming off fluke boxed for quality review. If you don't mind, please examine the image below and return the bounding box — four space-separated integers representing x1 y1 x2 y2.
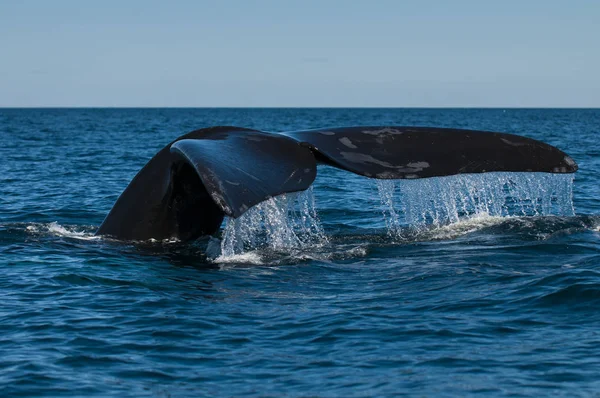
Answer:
213 172 575 259
216 187 326 259
377 172 575 237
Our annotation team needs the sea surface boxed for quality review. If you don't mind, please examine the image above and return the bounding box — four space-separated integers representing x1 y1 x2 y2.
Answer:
1 108 600 397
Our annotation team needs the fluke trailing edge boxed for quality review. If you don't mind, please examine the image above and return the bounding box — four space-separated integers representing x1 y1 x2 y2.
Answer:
96 126 578 241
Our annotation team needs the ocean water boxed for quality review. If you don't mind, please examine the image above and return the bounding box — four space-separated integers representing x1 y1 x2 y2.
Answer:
1 108 600 397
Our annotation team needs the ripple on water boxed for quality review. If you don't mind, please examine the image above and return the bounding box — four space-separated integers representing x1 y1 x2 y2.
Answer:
1 108 600 396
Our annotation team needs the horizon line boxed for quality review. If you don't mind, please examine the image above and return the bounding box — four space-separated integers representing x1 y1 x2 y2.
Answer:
1 106 599 110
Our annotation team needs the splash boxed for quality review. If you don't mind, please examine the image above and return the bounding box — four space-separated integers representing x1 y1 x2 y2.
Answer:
424 212 507 241
377 172 575 237
213 251 265 265
24 222 184 244
26 222 103 241
214 187 327 261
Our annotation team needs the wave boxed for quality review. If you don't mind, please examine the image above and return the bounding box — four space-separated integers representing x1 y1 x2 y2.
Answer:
18 222 185 245
207 213 600 264
30 222 102 241
2 211 598 265
503 269 600 312
401 212 508 241
209 237 370 266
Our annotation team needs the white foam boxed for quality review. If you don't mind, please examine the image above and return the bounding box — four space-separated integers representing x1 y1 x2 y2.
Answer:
26 222 102 241
148 237 181 244
214 251 264 265
25 225 40 233
47 222 102 241
427 212 508 240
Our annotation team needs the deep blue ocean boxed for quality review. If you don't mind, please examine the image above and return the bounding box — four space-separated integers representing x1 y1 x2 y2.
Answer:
1 108 600 397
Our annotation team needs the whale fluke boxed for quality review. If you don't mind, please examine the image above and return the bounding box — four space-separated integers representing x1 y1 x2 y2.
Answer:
284 126 577 179
97 126 316 241
170 131 317 218
97 126 577 241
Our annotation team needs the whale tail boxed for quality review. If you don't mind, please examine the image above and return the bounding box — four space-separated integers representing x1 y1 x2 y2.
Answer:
96 126 577 241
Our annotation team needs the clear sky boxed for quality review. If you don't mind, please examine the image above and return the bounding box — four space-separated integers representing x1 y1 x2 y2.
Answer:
1 0 598 107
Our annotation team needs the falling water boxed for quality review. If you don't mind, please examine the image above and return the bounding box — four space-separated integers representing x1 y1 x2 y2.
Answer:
218 187 326 257
214 172 575 258
377 172 575 237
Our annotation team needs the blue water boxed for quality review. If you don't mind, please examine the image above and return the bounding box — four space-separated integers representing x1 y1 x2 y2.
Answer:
1 108 600 397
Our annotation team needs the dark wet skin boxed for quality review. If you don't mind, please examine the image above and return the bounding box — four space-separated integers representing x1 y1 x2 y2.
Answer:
285 126 577 179
97 126 577 241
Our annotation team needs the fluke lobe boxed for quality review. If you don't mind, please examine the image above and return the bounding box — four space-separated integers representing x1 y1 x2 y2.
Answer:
96 126 578 241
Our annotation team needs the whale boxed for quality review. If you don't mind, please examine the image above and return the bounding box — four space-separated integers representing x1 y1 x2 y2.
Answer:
96 126 578 241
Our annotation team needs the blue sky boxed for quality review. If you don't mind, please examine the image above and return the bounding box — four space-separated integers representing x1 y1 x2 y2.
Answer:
1 0 598 107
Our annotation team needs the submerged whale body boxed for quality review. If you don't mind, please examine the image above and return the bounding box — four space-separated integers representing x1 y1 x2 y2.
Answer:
96 126 578 241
